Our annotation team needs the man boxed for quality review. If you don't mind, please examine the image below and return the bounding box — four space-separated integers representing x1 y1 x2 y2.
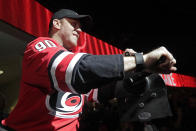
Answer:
1 9 176 131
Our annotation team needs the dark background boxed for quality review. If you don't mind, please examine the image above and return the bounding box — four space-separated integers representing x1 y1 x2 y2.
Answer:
36 0 196 76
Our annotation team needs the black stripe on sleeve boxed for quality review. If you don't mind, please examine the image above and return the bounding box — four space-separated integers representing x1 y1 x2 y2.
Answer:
47 50 64 90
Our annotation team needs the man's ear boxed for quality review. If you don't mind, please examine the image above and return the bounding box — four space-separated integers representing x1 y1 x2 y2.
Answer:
53 19 61 30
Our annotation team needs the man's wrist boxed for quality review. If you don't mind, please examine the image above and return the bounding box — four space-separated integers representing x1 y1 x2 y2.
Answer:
143 54 148 67
143 54 152 72
123 56 136 72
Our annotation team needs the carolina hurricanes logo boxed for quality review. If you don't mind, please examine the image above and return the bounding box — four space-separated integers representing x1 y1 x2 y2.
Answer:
45 91 83 118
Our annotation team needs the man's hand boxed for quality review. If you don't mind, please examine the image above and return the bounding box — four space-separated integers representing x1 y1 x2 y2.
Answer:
123 47 177 74
143 46 177 74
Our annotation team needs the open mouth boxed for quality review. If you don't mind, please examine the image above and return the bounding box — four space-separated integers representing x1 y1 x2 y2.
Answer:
73 33 79 38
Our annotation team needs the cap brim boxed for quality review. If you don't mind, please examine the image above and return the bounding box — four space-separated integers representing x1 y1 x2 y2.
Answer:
67 15 93 31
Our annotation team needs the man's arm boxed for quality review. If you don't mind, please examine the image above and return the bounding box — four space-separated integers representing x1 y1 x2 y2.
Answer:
71 46 176 94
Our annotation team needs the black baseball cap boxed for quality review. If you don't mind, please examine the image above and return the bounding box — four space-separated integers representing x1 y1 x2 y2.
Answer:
49 9 93 31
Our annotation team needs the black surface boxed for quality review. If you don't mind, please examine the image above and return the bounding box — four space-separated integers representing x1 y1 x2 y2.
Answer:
36 0 196 76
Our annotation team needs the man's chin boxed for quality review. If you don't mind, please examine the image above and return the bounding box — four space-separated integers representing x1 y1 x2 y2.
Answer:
71 42 77 48
62 43 76 50
67 43 77 50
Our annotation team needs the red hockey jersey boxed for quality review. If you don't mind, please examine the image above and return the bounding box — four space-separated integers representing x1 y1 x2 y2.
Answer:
2 37 98 131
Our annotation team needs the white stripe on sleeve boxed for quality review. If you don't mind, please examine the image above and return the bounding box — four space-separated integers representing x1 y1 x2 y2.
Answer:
65 53 86 93
50 51 72 92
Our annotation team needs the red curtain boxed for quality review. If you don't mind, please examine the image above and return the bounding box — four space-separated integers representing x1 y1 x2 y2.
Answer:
72 32 123 55
0 0 195 88
0 0 53 37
